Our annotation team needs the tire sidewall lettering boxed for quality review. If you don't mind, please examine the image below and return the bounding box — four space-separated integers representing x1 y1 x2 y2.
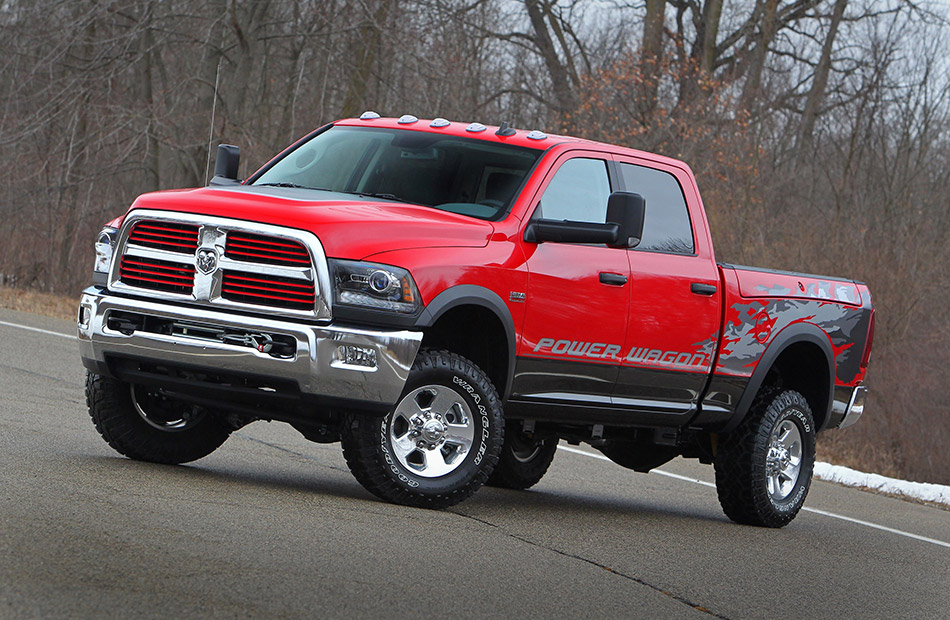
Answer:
453 375 490 466
378 417 420 487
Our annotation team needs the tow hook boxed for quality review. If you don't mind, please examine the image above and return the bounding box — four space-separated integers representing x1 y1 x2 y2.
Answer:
252 333 274 353
219 332 292 357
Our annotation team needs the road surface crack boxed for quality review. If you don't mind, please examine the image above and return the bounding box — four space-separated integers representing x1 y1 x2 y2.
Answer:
233 432 348 473
450 510 730 619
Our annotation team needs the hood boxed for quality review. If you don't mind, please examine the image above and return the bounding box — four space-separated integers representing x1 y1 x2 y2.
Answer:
126 185 495 259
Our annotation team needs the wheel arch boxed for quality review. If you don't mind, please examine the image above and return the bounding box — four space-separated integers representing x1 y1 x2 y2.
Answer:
724 323 835 433
414 285 516 400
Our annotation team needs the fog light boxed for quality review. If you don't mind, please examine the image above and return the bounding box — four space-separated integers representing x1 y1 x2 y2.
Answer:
78 303 91 329
333 345 378 370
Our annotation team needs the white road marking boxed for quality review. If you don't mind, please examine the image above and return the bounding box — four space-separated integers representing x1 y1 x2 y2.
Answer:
0 320 76 340
557 445 950 549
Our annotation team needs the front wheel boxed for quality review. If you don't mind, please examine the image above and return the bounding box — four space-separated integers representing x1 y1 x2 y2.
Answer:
714 389 816 527
341 350 504 509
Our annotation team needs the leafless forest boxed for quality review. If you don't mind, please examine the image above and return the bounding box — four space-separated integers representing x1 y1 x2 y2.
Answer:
1 0 947 484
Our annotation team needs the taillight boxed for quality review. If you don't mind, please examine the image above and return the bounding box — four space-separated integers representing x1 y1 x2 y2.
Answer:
860 310 875 369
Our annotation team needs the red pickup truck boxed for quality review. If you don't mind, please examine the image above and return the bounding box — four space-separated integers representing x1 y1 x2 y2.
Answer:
78 114 874 527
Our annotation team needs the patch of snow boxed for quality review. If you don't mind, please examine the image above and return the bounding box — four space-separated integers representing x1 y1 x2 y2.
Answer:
814 462 950 506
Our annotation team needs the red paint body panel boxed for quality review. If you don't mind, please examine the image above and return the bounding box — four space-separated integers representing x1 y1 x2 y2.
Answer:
735 268 861 306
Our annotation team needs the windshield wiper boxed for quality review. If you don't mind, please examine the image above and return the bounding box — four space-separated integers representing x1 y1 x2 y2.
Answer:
350 191 416 204
256 182 324 190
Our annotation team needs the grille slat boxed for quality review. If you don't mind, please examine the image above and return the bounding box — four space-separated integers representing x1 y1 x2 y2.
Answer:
221 273 315 291
222 271 315 310
120 255 194 294
128 221 199 254
226 232 310 266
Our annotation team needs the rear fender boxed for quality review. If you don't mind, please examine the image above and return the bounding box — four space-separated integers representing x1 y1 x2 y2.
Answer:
722 323 835 433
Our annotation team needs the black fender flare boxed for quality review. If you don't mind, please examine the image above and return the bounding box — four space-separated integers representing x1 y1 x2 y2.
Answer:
722 323 835 433
414 285 517 400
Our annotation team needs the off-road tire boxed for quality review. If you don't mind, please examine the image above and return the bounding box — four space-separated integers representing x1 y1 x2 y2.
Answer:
486 428 557 490
341 350 504 509
714 389 816 528
86 372 231 464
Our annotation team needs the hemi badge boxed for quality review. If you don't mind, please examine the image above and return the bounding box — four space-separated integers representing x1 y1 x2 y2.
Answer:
509 292 526 302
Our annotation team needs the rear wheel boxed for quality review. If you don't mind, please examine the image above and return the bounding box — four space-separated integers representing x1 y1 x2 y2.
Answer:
714 389 816 527
486 427 557 490
341 350 504 509
86 372 231 464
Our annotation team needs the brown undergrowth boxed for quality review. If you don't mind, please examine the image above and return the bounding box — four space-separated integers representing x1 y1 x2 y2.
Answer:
0 285 77 321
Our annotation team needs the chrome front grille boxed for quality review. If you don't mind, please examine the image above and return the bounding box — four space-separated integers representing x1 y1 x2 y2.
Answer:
111 210 332 321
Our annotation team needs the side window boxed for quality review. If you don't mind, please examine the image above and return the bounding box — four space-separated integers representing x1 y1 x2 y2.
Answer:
537 158 611 223
618 163 695 254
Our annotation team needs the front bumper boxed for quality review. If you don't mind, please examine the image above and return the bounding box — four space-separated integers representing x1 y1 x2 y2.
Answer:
77 288 422 410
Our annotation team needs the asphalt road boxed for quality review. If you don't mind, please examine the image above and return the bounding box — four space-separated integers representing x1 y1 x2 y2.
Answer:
1 308 947 619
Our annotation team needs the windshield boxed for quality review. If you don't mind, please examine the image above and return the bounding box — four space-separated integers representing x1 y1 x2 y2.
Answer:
252 126 543 220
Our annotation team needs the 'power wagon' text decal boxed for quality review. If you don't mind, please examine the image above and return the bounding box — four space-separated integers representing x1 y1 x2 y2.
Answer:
532 338 709 369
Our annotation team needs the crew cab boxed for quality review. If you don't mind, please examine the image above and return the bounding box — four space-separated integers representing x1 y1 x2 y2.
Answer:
78 114 874 527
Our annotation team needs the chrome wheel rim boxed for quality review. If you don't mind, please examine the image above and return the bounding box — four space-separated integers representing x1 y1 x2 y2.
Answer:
131 385 203 432
766 418 803 500
509 435 543 463
388 385 475 478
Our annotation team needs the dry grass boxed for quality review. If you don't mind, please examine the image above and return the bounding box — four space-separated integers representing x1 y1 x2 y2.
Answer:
0 285 77 321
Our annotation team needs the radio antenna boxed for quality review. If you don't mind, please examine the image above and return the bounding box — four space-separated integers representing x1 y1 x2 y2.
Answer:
204 58 222 184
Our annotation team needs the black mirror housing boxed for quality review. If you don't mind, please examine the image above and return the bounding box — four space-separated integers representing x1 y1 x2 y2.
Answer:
525 220 620 245
210 144 241 186
606 191 645 248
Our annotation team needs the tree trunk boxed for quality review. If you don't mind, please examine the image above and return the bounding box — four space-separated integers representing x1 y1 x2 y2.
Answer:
640 0 666 115
797 0 848 154
524 0 577 120
740 0 779 111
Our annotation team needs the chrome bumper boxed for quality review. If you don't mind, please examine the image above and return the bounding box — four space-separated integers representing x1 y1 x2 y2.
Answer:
832 385 868 429
77 289 422 407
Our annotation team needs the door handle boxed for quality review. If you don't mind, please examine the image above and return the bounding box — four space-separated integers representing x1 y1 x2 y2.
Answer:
690 282 717 296
599 272 628 286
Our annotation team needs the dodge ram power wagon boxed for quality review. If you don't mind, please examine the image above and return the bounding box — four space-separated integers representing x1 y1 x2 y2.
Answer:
78 113 874 527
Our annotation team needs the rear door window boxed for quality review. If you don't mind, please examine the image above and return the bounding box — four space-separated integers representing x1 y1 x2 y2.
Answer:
618 163 694 254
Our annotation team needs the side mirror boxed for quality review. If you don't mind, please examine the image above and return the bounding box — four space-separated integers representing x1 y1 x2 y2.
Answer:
606 191 645 249
209 144 241 186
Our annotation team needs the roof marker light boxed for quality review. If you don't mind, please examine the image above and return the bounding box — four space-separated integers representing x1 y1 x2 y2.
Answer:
466 122 487 133
360 111 380 120
398 115 419 124
526 130 548 140
430 118 450 128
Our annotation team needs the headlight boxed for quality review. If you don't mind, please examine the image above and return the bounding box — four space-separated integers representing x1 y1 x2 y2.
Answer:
329 259 420 314
93 226 119 284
